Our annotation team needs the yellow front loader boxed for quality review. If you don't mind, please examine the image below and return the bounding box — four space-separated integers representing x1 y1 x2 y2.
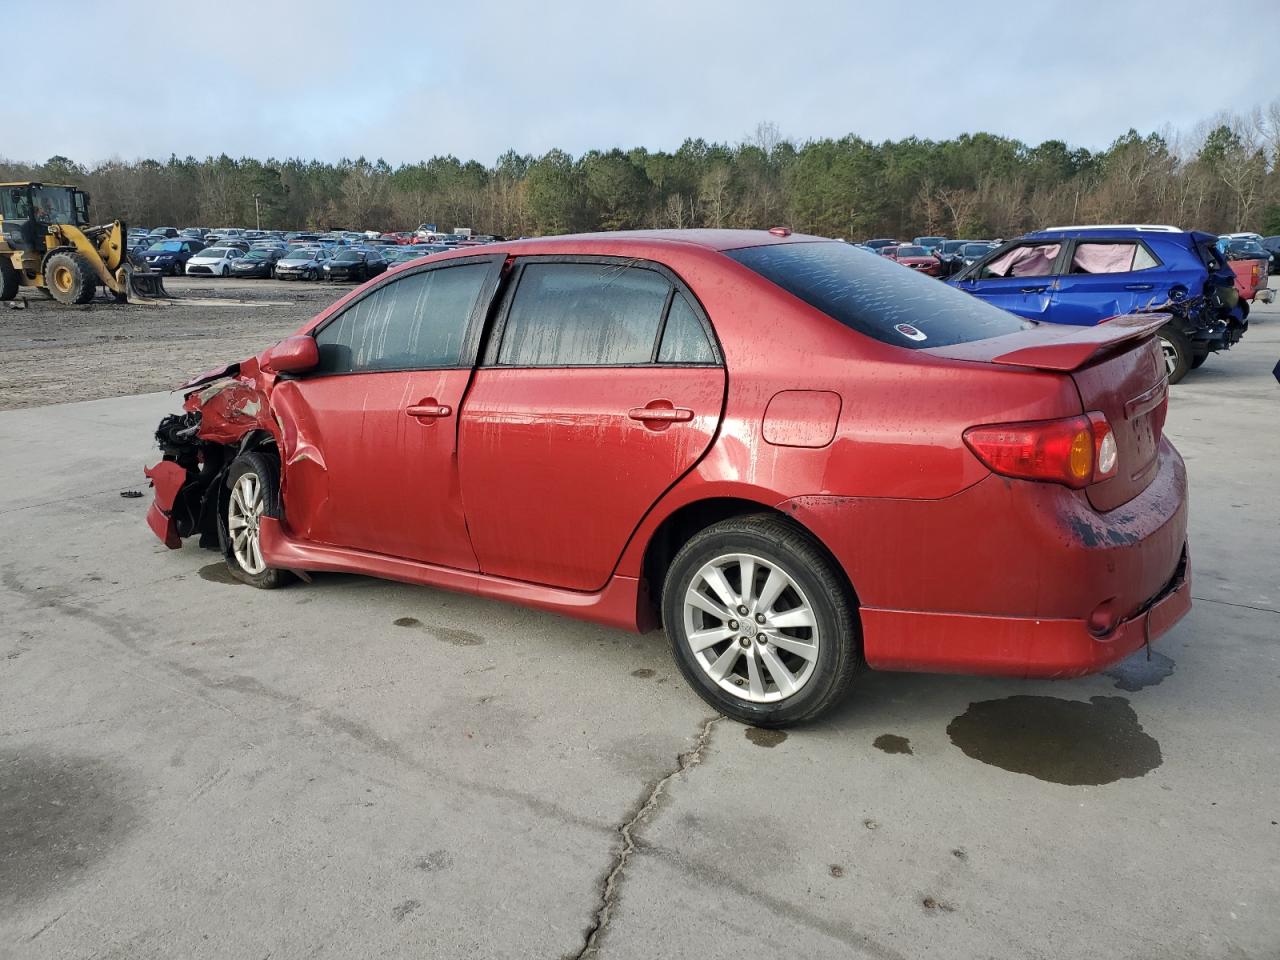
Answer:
0 182 167 304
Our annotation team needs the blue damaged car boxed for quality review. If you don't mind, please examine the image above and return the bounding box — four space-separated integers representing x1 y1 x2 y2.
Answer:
949 225 1246 383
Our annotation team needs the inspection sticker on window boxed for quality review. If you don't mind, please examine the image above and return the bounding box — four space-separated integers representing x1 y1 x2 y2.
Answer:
894 323 927 342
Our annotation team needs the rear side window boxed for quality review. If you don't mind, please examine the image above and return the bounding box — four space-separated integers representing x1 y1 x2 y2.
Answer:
1069 242 1159 273
726 241 1028 349
315 263 489 373
498 263 671 366
658 293 715 363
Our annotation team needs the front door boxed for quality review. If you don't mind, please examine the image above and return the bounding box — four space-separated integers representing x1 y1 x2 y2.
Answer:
960 240 1064 321
459 259 726 591
277 256 503 569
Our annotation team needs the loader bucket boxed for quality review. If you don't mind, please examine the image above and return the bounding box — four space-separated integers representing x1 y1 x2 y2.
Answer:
122 264 171 303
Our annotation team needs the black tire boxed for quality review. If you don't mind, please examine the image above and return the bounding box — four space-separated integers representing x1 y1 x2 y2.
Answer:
0 256 17 301
44 250 97 305
1190 348 1209 370
662 514 859 728
1158 327 1193 384
221 451 290 589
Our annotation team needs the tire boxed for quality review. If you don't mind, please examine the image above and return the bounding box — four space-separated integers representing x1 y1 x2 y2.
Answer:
222 451 290 589
1190 348 1209 370
662 514 859 727
220 265 229 277
0 256 17 301
44 250 97 305
1158 327 1192 384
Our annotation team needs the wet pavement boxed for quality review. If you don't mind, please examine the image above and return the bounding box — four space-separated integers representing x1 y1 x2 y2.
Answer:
1 303 1278 958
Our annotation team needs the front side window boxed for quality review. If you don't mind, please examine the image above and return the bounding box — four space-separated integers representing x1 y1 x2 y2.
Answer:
980 243 1061 278
315 263 490 373
497 262 671 366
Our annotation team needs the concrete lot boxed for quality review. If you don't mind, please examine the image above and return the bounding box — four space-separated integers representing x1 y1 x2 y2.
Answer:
1 300 1278 959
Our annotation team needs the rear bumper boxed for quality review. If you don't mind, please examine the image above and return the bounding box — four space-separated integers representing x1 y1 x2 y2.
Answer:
781 438 1190 677
858 547 1190 677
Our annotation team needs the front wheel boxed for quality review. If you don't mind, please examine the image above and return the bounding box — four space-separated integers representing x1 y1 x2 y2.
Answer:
1158 327 1193 384
44 250 97 304
662 514 859 727
222 452 290 589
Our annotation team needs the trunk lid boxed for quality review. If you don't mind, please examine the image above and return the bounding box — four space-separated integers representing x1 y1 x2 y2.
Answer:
926 314 1169 511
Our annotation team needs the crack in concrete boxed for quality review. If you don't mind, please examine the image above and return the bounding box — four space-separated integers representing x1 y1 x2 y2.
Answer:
572 715 723 959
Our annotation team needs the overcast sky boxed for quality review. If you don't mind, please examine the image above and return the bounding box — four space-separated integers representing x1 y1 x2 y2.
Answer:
11 0 1273 166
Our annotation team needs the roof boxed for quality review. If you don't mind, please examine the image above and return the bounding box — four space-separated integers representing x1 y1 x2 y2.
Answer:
476 228 823 257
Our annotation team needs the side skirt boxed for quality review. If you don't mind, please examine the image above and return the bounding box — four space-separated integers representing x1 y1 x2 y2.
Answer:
258 517 646 632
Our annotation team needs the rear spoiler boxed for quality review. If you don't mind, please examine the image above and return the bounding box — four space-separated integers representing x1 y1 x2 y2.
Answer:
923 313 1169 372
989 313 1168 372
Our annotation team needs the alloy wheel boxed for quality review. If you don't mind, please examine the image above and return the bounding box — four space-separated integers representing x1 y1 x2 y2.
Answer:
1159 337 1179 378
228 472 266 575
682 552 820 703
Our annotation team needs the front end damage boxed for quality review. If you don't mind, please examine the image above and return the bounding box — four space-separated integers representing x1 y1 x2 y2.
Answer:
144 362 276 553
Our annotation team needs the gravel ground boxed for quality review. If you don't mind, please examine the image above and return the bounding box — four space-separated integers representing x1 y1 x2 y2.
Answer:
0 278 348 410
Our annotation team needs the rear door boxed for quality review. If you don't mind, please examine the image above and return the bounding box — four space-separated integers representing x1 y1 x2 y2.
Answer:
1050 239 1164 324
276 255 503 568
458 258 725 591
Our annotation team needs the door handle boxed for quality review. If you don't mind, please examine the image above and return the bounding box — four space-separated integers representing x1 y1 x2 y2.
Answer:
628 405 694 423
1124 283 1155 291
406 402 452 419
1020 285 1048 294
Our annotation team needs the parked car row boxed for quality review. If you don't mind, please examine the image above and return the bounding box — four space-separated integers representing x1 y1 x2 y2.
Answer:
124 223 484 282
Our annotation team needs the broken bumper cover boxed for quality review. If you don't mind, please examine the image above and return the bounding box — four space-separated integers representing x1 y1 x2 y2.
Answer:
144 460 188 549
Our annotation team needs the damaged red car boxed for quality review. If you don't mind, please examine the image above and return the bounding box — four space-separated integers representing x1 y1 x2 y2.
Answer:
146 230 1191 727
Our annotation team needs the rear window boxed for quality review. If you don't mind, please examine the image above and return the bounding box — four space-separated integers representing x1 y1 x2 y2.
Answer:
725 241 1029 349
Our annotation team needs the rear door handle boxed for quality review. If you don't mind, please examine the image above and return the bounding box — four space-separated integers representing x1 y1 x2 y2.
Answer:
406 402 452 419
1124 283 1155 291
628 406 694 423
1020 285 1048 294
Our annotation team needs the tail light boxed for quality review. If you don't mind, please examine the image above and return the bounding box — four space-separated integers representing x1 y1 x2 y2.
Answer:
963 413 1118 489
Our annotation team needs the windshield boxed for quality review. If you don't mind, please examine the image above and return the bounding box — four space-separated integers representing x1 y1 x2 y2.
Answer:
1227 240 1266 257
334 251 362 262
895 246 930 257
202 248 232 258
961 243 992 256
287 250 318 261
30 186 75 223
242 250 269 260
148 241 183 252
725 241 1029 349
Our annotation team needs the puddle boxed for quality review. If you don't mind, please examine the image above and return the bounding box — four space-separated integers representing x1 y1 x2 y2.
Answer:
198 562 242 586
745 728 787 748
0 750 137 909
1104 651 1175 692
873 734 912 755
392 618 482 645
433 626 483 647
946 695 1161 785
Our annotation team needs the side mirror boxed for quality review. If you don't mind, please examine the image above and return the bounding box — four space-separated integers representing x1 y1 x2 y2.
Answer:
263 335 319 375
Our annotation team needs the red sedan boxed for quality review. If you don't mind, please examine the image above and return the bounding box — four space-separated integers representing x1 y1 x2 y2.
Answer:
884 243 943 276
145 230 1190 727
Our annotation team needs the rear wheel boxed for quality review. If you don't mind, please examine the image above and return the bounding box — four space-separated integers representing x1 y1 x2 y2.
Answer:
662 515 859 727
222 452 290 589
1158 327 1192 384
0 256 17 301
44 251 97 305
1190 348 1209 370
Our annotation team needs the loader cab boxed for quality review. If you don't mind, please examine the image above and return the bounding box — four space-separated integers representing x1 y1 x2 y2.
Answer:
0 183 89 252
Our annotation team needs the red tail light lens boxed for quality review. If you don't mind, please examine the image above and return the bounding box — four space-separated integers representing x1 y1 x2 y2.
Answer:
964 413 1117 489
